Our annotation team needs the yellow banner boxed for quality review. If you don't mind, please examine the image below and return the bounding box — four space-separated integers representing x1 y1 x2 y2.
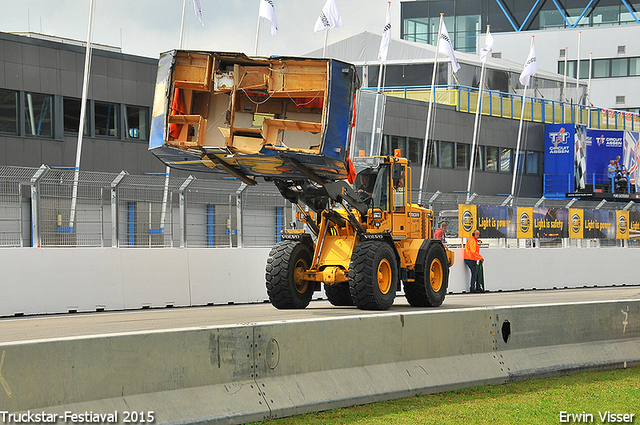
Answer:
517 207 534 239
616 210 629 240
569 208 584 239
458 204 477 238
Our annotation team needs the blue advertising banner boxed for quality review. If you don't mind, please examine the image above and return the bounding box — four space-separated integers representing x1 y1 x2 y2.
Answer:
585 129 623 185
533 207 569 238
459 205 625 240
544 124 575 195
583 209 616 239
476 206 516 238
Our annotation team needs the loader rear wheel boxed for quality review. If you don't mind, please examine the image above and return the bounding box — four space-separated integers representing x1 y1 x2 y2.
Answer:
349 241 397 310
324 283 354 306
405 242 449 307
266 241 314 309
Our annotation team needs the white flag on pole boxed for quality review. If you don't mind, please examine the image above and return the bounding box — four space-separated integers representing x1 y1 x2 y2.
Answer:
519 45 537 86
259 0 278 36
438 21 461 73
479 28 494 63
193 0 204 26
378 7 391 63
314 0 343 32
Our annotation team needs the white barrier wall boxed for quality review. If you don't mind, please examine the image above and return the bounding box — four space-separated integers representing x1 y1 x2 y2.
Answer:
3 300 639 423
1 246 639 316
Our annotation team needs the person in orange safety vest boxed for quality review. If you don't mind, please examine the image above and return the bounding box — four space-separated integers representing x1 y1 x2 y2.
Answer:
464 229 484 293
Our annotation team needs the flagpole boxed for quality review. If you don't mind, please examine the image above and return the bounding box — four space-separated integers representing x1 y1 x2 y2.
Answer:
254 14 262 55
369 1 391 156
466 25 490 203
576 31 581 103
179 0 188 48
587 52 592 104
587 51 593 126
563 46 568 102
511 36 535 201
418 13 443 205
323 30 329 57
69 0 95 229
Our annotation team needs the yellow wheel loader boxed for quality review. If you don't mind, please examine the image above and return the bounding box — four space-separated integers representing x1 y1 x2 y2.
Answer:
267 154 454 310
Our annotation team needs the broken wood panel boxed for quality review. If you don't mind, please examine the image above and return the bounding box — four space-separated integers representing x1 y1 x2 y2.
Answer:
234 65 270 91
174 53 212 91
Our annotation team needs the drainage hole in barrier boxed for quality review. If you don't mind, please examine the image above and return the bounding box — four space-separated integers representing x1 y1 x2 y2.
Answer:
502 320 511 343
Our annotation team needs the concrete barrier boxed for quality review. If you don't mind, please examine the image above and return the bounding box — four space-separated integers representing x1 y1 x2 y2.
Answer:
2 246 640 317
2 299 639 424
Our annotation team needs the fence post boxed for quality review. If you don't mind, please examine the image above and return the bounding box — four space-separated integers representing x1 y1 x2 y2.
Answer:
178 175 196 248
110 171 128 248
29 165 49 248
235 182 248 248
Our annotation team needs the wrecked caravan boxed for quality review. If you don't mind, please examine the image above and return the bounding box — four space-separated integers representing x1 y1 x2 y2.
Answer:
149 50 359 184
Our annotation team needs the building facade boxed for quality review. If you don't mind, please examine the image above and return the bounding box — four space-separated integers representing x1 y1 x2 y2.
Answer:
0 31 162 175
401 0 640 112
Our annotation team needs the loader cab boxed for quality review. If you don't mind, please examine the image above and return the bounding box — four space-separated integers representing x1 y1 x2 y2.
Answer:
354 166 388 211
354 158 410 213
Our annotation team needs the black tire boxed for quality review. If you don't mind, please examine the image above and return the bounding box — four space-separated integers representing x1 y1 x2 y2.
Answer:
266 241 314 309
349 241 398 310
405 242 449 307
324 283 354 306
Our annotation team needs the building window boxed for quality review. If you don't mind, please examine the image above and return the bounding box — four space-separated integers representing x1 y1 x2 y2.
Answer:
629 58 640 76
526 151 540 175
407 137 423 166
381 134 390 156
24 93 53 137
539 9 566 29
403 18 430 44
611 58 628 77
454 15 481 52
391 135 406 157
441 141 454 167
593 59 611 78
95 102 118 137
0 89 18 134
485 146 499 171
558 60 591 79
500 148 512 172
621 5 640 24
63 98 89 134
592 5 620 26
125 106 148 140
425 140 438 166
514 151 526 174
472 145 483 170
456 143 470 169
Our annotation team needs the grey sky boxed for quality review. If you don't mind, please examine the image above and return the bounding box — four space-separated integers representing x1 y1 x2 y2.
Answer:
1 0 402 59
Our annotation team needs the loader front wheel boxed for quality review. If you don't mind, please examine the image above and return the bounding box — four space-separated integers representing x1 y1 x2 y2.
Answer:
266 241 314 309
349 241 397 310
405 242 449 307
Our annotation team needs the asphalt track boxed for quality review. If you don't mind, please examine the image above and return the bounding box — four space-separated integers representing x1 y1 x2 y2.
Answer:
2 286 639 344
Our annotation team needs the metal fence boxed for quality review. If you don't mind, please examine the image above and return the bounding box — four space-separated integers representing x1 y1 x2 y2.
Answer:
1 165 638 248
379 85 640 131
1 165 291 248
